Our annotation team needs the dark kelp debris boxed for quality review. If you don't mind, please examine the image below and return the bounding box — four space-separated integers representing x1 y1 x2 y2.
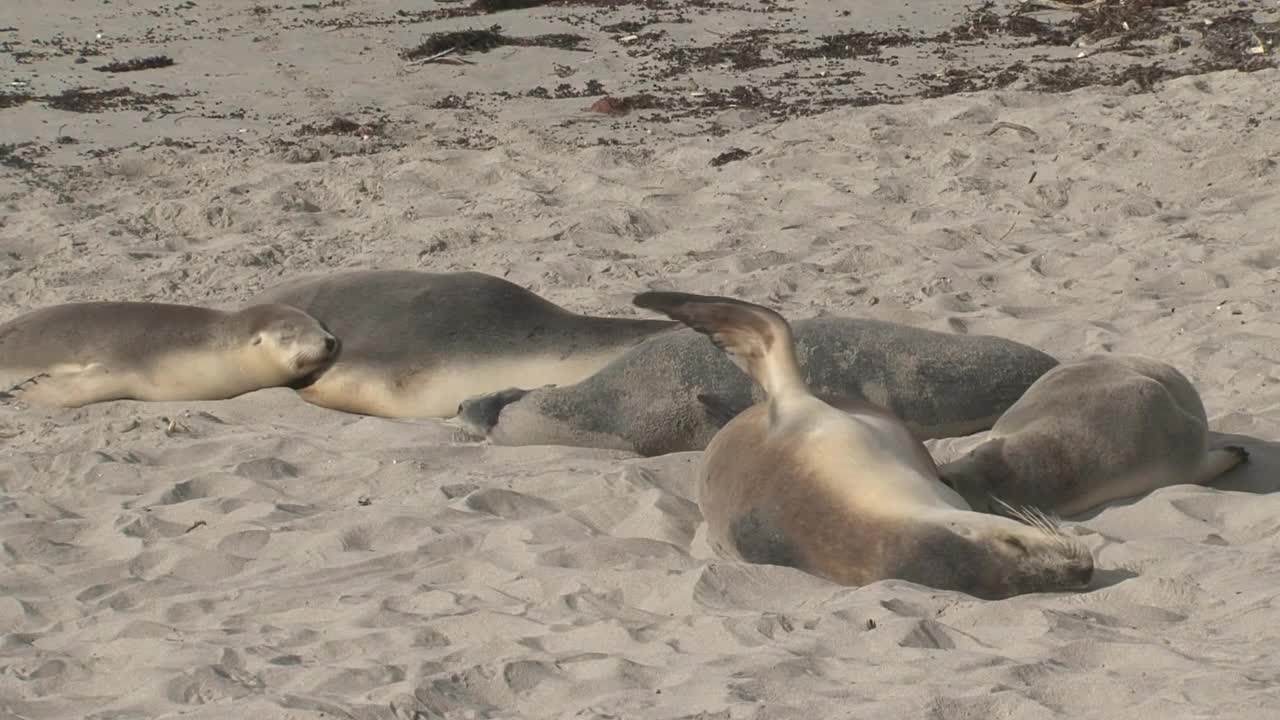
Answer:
710 147 752 167
0 143 39 171
472 0 554 12
1201 12 1280 72
297 116 386 137
400 24 587 60
0 91 34 110
44 87 180 113
1066 0 1192 46
586 93 663 116
94 55 176 73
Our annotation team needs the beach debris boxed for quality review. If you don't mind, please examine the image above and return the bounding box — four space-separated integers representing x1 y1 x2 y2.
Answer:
585 93 661 116
987 121 1040 140
297 116 384 140
42 87 181 113
400 25 587 63
161 416 190 436
471 0 554 12
710 147 753 167
409 46 460 64
94 55 176 73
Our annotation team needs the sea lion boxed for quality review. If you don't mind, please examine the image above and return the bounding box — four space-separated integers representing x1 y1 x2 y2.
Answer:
247 270 677 418
456 315 1059 456
630 290 1093 600
937 353 1250 518
0 301 339 407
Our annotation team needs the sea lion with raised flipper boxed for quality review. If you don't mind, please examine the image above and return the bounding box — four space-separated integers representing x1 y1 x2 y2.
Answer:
629 290 1093 600
457 314 1059 457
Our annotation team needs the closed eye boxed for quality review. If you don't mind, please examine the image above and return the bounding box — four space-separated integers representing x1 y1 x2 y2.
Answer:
1003 537 1028 554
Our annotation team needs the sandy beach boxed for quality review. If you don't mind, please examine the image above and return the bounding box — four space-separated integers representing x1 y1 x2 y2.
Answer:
3 0 1280 717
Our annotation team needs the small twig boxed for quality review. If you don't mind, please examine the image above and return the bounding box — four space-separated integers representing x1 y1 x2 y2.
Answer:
987 121 1039 140
409 46 459 64
184 520 207 534
997 221 1018 244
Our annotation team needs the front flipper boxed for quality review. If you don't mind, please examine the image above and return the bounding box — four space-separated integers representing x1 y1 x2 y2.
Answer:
454 386 537 437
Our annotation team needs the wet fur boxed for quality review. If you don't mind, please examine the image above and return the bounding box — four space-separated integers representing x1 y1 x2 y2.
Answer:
250 270 676 418
939 354 1250 517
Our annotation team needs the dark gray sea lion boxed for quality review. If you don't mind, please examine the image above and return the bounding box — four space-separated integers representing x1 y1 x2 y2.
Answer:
457 315 1059 456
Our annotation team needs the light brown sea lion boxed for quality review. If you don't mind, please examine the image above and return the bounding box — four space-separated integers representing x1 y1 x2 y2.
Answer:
0 301 338 407
249 270 677 417
938 353 1249 518
632 290 1093 600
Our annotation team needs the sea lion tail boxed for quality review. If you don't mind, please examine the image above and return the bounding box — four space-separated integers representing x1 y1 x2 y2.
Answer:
633 291 806 398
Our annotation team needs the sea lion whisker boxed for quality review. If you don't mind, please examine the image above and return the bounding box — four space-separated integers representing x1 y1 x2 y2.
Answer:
993 496 1089 561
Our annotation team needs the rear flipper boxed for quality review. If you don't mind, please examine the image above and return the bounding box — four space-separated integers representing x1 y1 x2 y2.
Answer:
0 365 122 408
454 386 541 437
1193 445 1250 485
0 372 51 402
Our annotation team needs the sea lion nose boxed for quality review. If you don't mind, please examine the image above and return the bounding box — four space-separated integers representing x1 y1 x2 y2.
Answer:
1073 562 1094 588
324 336 338 353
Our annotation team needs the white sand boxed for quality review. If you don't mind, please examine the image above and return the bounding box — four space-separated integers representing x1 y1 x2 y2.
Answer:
3 1 1280 718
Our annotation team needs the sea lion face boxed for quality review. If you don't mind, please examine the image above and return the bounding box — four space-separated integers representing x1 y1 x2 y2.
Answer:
242 304 340 377
968 515 1094 598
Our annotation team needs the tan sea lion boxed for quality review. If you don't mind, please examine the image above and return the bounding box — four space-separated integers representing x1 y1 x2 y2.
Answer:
938 353 1250 518
632 290 1093 600
456 316 1059 457
248 270 677 418
0 301 339 407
